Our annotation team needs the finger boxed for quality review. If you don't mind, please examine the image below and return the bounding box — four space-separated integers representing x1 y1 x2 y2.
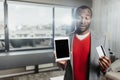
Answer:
100 56 111 65
99 61 107 72
99 56 104 60
70 51 72 54
100 60 109 69
100 59 108 69
58 60 67 65
99 61 105 70
103 56 111 63
102 58 109 66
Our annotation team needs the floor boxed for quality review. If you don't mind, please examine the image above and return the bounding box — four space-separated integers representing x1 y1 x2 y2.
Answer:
0 70 65 80
0 70 107 80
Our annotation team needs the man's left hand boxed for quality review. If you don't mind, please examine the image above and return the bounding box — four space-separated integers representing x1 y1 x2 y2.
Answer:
99 56 111 73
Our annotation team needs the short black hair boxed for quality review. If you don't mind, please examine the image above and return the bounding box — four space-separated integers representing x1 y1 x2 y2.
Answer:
75 5 92 17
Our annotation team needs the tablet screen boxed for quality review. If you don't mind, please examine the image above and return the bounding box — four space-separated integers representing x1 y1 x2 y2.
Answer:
54 37 70 61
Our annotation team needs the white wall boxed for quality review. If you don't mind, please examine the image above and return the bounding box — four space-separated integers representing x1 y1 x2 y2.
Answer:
92 0 120 58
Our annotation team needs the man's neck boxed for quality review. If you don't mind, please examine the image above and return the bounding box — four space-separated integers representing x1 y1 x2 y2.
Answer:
76 32 90 40
80 29 90 35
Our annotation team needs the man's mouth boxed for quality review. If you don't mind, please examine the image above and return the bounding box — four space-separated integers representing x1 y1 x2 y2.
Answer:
80 26 86 28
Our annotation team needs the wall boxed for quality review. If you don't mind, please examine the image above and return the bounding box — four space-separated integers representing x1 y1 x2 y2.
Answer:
92 0 120 58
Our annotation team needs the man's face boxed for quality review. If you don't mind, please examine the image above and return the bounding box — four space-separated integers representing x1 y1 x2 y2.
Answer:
76 9 92 34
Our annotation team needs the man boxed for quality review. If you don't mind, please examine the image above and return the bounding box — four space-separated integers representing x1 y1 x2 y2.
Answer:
57 5 111 80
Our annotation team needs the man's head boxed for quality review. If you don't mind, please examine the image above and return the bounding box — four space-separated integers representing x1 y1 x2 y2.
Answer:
75 5 92 35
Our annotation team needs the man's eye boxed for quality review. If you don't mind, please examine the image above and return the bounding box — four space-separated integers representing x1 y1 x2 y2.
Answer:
86 17 90 20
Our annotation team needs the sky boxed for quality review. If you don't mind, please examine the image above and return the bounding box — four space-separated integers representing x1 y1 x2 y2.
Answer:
0 3 3 22
0 2 72 31
8 3 72 30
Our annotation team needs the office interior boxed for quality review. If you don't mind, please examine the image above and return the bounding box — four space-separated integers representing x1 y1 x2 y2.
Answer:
0 0 120 80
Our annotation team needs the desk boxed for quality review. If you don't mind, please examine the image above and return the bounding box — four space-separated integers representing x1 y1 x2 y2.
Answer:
105 71 120 80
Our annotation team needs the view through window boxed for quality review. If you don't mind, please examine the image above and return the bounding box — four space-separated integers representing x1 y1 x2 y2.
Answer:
3 1 73 51
0 1 5 50
55 7 72 37
8 2 53 50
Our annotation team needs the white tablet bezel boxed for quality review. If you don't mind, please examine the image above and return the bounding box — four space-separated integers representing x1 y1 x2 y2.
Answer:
54 37 70 62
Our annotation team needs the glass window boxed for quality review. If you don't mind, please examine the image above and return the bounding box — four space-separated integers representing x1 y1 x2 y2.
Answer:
0 1 5 51
55 7 72 37
8 2 53 50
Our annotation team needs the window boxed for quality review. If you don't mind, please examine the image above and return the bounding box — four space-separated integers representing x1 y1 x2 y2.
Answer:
8 2 53 50
0 1 5 51
55 7 72 37
0 1 73 51
0 1 73 69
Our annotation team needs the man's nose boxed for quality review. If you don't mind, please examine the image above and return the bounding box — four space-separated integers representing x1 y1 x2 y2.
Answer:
81 18 85 24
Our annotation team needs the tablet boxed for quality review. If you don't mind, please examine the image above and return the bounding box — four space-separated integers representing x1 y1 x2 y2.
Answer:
54 37 70 61
96 45 106 58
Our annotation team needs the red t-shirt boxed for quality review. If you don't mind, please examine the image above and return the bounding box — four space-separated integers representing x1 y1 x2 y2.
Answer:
73 34 90 80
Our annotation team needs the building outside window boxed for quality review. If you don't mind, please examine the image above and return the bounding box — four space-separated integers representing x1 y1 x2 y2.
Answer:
0 1 73 51
8 2 53 50
0 1 5 51
55 7 72 37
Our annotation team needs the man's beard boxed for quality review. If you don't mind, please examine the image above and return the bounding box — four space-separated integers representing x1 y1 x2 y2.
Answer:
75 25 90 35
75 27 82 35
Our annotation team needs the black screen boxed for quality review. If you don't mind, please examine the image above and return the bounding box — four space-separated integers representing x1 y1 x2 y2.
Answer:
55 39 69 58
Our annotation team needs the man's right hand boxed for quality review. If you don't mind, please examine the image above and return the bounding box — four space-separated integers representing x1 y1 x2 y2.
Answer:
57 60 67 65
57 60 67 70
54 51 67 69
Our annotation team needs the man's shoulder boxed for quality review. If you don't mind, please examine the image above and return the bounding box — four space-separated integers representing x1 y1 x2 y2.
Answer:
68 33 74 39
90 30 105 39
